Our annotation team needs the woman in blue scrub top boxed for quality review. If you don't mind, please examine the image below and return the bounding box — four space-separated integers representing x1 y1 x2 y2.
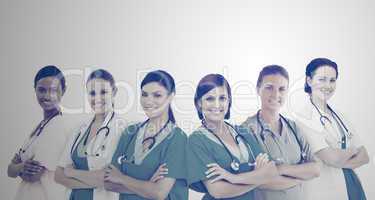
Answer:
55 69 123 200
7 66 69 200
241 65 320 200
188 74 279 200
294 58 369 200
104 70 188 200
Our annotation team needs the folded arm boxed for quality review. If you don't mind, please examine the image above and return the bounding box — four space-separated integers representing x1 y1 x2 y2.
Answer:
316 147 359 168
104 164 175 200
342 146 369 169
277 161 321 180
54 166 95 189
258 175 301 190
204 179 257 199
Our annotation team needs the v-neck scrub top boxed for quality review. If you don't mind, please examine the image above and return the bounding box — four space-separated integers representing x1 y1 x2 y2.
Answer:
241 114 314 200
111 122 188 200
187 124 264 200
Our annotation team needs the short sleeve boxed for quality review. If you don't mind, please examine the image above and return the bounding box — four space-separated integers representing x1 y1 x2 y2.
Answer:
187 133 217 192
293 121 315 162
55 116 90 168
41 133 69 170
162 128 188 180
295 119 329 154
57 130 79 168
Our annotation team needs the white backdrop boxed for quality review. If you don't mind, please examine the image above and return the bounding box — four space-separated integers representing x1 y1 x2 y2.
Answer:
1 1 374 199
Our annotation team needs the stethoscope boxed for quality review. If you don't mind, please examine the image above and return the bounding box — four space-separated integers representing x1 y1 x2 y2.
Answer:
117 119 172 165
202 120 256 172
309 98 352 145
256 110 308 164
142 119 171 150
70 112 115 157
19 111 61 156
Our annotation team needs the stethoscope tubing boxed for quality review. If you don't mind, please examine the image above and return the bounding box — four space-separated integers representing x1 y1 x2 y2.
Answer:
19 112 62 155
70 112 115 157
201 120 257 171
256 110 307 163
117 118 173 165
309 98 351 144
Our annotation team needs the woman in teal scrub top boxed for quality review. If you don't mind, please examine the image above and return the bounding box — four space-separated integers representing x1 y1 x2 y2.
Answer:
188 74 279 200
104 70 188 200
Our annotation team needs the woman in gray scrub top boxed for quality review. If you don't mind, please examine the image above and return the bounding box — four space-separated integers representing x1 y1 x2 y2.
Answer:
104 70 188 200
241 65 321 200
188 74 279 200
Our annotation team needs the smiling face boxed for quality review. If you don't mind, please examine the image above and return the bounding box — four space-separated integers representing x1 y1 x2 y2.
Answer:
86 78 115 114
257 74 289 112
198 86 230 123
140 82 173 120
307 65 337 102
35 76 64 112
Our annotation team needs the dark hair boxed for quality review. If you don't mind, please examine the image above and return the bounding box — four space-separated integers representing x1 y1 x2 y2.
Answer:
194 74 232 120
256 65 289 88
34 65 66 92
86 69 116 90
141 70 176 123
304 58 338 93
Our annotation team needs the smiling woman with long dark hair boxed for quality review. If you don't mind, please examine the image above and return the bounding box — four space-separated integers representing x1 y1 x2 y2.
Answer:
104 70 188 200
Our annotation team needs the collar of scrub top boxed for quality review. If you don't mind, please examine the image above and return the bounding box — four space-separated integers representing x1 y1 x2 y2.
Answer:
19 111 62 155
117 118 173 165
309 97 352 145
255 110 307 164
201 119 256 172
70 111 115 157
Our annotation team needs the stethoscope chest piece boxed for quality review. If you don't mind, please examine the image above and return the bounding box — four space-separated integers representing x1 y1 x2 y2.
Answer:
231 160 240 171
117 155 126 165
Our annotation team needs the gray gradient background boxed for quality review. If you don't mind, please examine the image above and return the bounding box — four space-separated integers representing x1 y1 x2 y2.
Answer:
1 1 374 199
